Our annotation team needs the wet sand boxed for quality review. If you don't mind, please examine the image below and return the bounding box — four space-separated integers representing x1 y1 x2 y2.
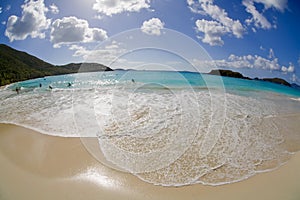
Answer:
0 123 299 200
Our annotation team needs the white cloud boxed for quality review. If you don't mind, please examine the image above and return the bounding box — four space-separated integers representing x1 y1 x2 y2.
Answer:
94 15 103 20
6 5 11 11
200 0 244 38
268 48 275 59
188 0 244 46
70 41 127 65
195 19 227 46
260 45 266 51
5 0 50 42
141 18 164 36
90 28 108 41
242 0 287 30
50 16 108 48
0 7 2 14
93 0 151 16
291 74 298 82
251 27 257 32
49 3 59 14
51 17 88 46
193 52 294 73
189 0 287 39
243 0 272 29
226 54 292 72
254 0 287 11
281 63 295 73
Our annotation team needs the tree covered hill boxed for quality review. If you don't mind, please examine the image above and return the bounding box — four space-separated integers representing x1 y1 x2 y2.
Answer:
0 44 112 86
208 69 293 87
1 44 298 89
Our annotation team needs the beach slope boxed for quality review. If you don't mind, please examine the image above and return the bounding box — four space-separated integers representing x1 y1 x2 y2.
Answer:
0 123 299 200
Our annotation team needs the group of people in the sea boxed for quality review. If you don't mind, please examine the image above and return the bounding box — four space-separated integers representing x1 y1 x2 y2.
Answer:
15 82 72 94
14 78 136 94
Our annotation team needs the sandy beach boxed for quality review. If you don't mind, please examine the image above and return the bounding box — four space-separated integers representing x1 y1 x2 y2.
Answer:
0 123 299 200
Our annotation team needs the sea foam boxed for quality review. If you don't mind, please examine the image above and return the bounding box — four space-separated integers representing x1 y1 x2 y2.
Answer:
0 71 299 186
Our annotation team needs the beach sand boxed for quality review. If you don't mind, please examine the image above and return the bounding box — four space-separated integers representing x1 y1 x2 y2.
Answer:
0 123 299 200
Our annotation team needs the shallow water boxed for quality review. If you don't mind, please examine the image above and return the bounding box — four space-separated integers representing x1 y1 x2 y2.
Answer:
0 70 300 186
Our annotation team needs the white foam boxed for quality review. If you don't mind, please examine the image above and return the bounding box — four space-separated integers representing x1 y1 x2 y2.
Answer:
133 93 290 186
0 89 78 137
0 84 299 186
290 97 300 101
96 89 203 173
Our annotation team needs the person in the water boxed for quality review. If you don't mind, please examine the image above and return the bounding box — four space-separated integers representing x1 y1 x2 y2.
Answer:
49 85 53 90
15 87 20 94
67 82 72 87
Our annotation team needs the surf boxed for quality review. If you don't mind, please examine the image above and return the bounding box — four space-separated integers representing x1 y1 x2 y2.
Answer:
0 70 300 186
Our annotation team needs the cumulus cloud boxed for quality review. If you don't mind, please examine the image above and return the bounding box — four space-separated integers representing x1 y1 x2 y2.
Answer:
188 0 244 46
91 28 108 41
51 17 88 45
70 41 126 64
49 3 59 14
243 0 272 29
281 63 294 73
0 7 2 14
254 0 287 11
5 0 51 42
193 51 295 73
93 0 151 16
243 0 287 30
141 18 164 36
223 54 281 71
50 16 108 48
195 19 227 46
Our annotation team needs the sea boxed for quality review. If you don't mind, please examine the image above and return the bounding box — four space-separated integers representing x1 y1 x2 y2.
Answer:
0 70 300 186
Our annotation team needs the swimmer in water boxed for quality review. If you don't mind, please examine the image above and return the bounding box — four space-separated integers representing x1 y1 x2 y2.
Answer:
15 87 20 94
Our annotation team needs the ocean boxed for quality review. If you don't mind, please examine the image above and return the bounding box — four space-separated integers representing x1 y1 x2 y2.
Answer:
0 70 300 186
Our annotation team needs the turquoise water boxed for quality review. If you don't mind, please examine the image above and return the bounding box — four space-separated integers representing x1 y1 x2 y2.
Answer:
1 70 300 186
6 70 300 97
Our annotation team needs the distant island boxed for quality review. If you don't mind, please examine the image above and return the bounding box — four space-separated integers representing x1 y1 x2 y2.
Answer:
0 44 299 89
208 69 251 80
0 44 113 86
208 69 295 87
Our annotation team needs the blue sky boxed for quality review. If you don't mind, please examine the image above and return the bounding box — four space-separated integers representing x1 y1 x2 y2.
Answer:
0 0 299 83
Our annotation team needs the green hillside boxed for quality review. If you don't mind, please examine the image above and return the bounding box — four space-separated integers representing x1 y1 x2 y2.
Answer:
0 44 112 86
208 69 292 87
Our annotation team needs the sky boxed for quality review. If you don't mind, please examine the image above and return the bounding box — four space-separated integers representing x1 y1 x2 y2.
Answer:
0 0 299 83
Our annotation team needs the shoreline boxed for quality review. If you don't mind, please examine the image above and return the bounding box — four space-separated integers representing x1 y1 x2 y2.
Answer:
0 123 300 200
